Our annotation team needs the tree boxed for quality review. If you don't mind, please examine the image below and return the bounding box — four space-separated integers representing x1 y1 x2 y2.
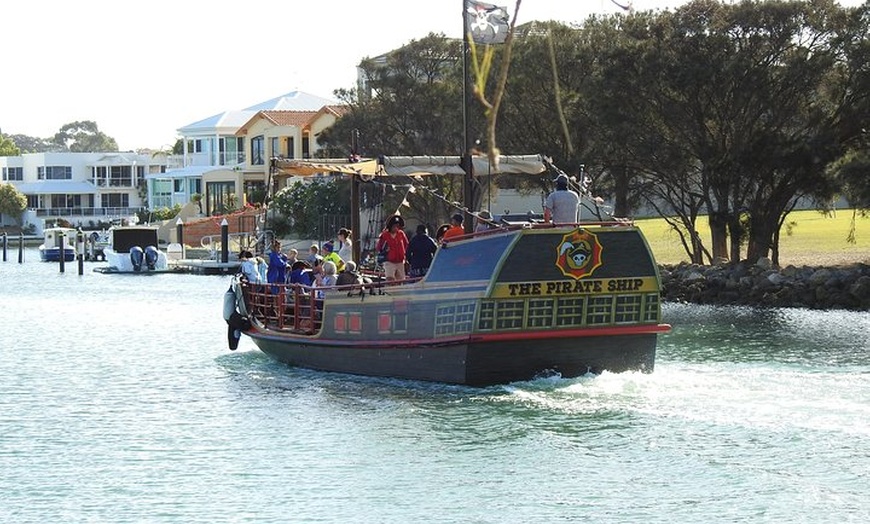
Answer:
0 183 28 225
271 178 351 238
0 133 20 156
318 33 474 226
53 120 118 152
6 133 59 153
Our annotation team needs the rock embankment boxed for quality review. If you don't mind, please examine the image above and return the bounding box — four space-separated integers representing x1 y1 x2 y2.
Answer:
660 259 870 311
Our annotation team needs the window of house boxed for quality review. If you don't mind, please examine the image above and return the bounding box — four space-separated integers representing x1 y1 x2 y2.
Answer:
206 181 236 215
174 179 184 192
251 136 264 165
270 137 280 158
109 166 132 187
2 167 23 181
151 179 172 209
38 166 72 180
102 193 129 208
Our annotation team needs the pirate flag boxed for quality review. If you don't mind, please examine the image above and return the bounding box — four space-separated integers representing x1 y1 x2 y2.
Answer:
465 0 510 44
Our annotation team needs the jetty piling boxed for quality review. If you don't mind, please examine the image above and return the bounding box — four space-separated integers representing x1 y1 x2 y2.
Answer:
2 232 6 262
18 234 23 263
58 231 65 273
220 219 229 264
77 229 85 275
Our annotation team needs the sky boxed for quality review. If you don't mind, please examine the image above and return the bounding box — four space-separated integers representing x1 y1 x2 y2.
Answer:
1 0 864 151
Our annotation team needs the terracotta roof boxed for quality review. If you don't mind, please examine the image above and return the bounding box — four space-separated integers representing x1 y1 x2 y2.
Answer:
235 107 347 136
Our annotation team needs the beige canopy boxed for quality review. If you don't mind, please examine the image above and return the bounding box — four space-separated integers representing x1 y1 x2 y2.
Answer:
273 155 547 178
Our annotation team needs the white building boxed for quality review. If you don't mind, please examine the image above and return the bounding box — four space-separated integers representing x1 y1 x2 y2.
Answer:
146 90 343 216
1 152 166 235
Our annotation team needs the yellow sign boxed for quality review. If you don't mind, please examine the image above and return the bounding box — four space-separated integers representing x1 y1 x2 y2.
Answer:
491 277 659 298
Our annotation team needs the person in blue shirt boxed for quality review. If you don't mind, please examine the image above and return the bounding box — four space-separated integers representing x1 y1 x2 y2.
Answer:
266 239 289 293
406 224 438 278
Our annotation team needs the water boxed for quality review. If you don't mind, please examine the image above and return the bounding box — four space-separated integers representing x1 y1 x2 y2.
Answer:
1 250 868 523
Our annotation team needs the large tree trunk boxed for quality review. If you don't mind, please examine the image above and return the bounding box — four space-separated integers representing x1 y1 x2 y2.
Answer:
709 210 729 262
613 165 629 217
727 214 743 263
746 216 775 263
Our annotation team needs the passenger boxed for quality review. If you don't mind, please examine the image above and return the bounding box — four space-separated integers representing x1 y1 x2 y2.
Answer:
285 248 298 267
288 260 314 287
239 250 260 283
306 244 323 266
376 215 410 282
266 239 289 293
434 224 450 243
336 260 362 288
475 210 495 232
336 228 354 264
544 173 580 224
441 213 465 241
314 260 338 298
322 241 345 273
406 224 437 278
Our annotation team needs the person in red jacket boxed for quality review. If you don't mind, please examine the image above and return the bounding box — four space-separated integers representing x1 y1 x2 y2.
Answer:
376 215 410 282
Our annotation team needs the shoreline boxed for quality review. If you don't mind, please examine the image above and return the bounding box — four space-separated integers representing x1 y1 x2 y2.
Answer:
660 258 870 312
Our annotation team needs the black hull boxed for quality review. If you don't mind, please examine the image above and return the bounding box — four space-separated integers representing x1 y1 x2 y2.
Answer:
248 332 657 386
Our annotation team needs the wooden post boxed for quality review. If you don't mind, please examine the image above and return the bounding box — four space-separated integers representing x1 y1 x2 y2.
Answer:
220 218 229 264
18 233 23 263
58 231 65 273
2 232 6 262
77 228 85 275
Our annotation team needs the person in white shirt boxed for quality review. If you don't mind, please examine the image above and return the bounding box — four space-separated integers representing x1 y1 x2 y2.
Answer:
544 173 580 224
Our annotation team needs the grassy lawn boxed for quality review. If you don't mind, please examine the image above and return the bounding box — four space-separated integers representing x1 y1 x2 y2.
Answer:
634 209 870 266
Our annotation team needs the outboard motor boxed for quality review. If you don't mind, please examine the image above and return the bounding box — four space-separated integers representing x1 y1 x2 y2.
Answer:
144 245 159 270
130 246 144 272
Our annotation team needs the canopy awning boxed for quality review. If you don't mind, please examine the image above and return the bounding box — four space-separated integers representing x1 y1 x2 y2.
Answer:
273 155 547 178
382 155 546 177
274 158 381 177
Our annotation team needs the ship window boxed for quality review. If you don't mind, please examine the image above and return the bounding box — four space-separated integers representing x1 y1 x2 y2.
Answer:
478 301 495 330
495 300 524 330
555 297 585 327
393 312 408 334
435 302 475 336
527 298 555 328
585 296 613 325
348 312 362 333
378 312 391 333
642 293 660 322
614 295 642 323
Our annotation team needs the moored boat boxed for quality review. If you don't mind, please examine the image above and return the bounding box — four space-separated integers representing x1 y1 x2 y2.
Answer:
227 219 670 386
38 227 77 262
95 225 174 273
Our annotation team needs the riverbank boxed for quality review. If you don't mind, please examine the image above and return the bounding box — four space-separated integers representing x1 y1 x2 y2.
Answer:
661 258 870 311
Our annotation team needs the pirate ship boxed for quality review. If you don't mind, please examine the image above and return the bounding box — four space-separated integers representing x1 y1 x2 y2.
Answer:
222 4 670 385
224 156 670 386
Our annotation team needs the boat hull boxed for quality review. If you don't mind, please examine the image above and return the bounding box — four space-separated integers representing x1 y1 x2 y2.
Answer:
39 246 76 262
247 329 657 386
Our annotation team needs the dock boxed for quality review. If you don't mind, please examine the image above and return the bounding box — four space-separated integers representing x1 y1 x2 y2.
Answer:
172 259 241 275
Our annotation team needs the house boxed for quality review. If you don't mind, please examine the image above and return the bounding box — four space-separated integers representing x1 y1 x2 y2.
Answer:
0 152 166 235
145 90 343 217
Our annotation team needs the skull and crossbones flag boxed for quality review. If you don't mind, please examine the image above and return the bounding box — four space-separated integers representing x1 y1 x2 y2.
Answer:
465 0 510 44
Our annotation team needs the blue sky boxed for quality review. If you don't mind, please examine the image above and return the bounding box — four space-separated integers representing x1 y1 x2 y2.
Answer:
1 0 863 151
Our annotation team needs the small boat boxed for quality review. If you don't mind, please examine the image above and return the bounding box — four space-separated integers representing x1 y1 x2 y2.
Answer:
96 225 172 273
39 227 77 262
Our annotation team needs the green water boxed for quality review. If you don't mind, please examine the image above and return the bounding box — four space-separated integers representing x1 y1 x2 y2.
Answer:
1 252 868 523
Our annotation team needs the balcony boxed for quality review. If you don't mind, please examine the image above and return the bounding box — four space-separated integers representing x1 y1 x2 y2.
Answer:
34 207 146 218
